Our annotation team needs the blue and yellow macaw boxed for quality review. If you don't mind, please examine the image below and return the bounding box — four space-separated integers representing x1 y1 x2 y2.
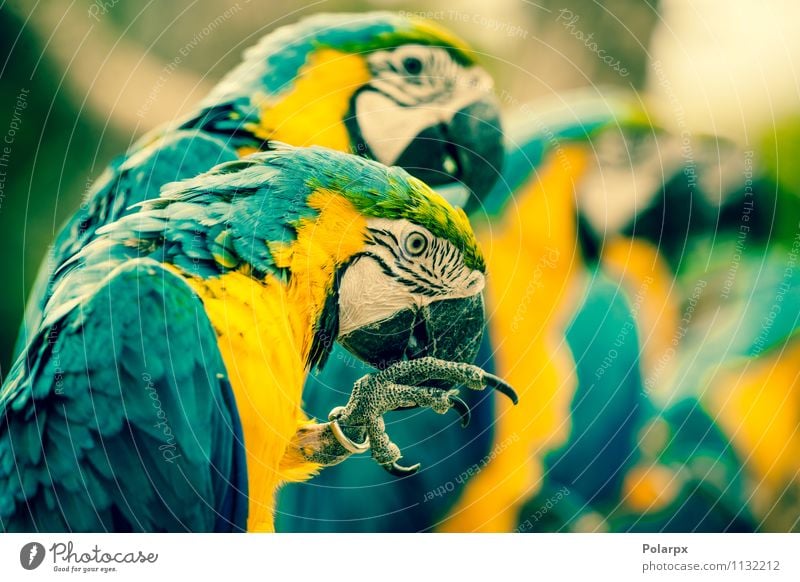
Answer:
0 145 517 532
545 104 800 533
16 11 503 357
638 117 800 533
477 96 800 532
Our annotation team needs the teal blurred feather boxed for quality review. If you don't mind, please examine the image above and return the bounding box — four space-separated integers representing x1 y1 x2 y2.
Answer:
519 272 756 532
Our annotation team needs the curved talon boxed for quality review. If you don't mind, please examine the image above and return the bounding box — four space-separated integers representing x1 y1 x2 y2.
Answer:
448 395 471 427
328 406 370 454
484 372 519 405
383 461 421 476
324 360 516 476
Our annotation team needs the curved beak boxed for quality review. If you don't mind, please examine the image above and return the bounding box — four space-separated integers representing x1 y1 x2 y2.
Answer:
393 97 504 212
338 293 485 370
349 90 504 212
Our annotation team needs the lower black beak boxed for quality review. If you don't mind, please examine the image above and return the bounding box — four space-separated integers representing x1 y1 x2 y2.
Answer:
407 294 485 363
338 294 485 369
393 98 504 211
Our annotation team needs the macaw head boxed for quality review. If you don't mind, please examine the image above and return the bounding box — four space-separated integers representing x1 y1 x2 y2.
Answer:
134 144 487 372
331 173 488 371
193 12 504 210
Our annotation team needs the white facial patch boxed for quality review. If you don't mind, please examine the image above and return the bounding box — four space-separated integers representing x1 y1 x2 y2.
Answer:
337 218 485 336
337 257 416 336
356 90 441 166
356 46 494 167
578 131 683 235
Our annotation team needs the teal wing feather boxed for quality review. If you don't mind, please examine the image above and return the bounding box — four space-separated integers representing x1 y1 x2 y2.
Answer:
14 130 238 358
549 271 650 503
670 247 800 399
0 259 247 532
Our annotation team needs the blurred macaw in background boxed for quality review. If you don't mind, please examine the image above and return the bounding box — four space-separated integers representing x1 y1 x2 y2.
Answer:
472 93 800 533
1 145 506 532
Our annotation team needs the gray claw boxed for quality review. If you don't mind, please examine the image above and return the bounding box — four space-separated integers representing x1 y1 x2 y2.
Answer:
484 372 519 404
384 461 421 476
318 358 517 479
449 395 471 427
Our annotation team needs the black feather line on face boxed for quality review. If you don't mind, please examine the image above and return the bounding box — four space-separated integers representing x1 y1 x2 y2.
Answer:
177 102 268 151
308 258 352 372
393 261 446 292
369 229 402 260
370 228 401 249
359 251 433 295
368 231 448 293
344 88 372 159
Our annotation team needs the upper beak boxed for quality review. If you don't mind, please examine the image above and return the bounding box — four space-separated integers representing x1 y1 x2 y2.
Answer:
393 97 504 213
338 294 485 370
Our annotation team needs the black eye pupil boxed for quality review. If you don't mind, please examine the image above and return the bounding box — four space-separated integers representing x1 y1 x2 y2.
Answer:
406 234 427 255
403 57 422 75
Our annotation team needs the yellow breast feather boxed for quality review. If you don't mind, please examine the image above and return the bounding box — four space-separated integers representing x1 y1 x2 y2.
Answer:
178 191 366 532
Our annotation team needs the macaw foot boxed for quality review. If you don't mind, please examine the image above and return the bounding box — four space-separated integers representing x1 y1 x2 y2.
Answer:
325 356 517 476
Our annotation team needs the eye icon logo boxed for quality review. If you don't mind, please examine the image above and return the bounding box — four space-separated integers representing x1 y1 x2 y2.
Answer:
20 542 46 570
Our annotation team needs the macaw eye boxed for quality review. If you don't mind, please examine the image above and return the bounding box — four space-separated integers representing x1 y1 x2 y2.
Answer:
402 56 423 75
404 232 428 256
